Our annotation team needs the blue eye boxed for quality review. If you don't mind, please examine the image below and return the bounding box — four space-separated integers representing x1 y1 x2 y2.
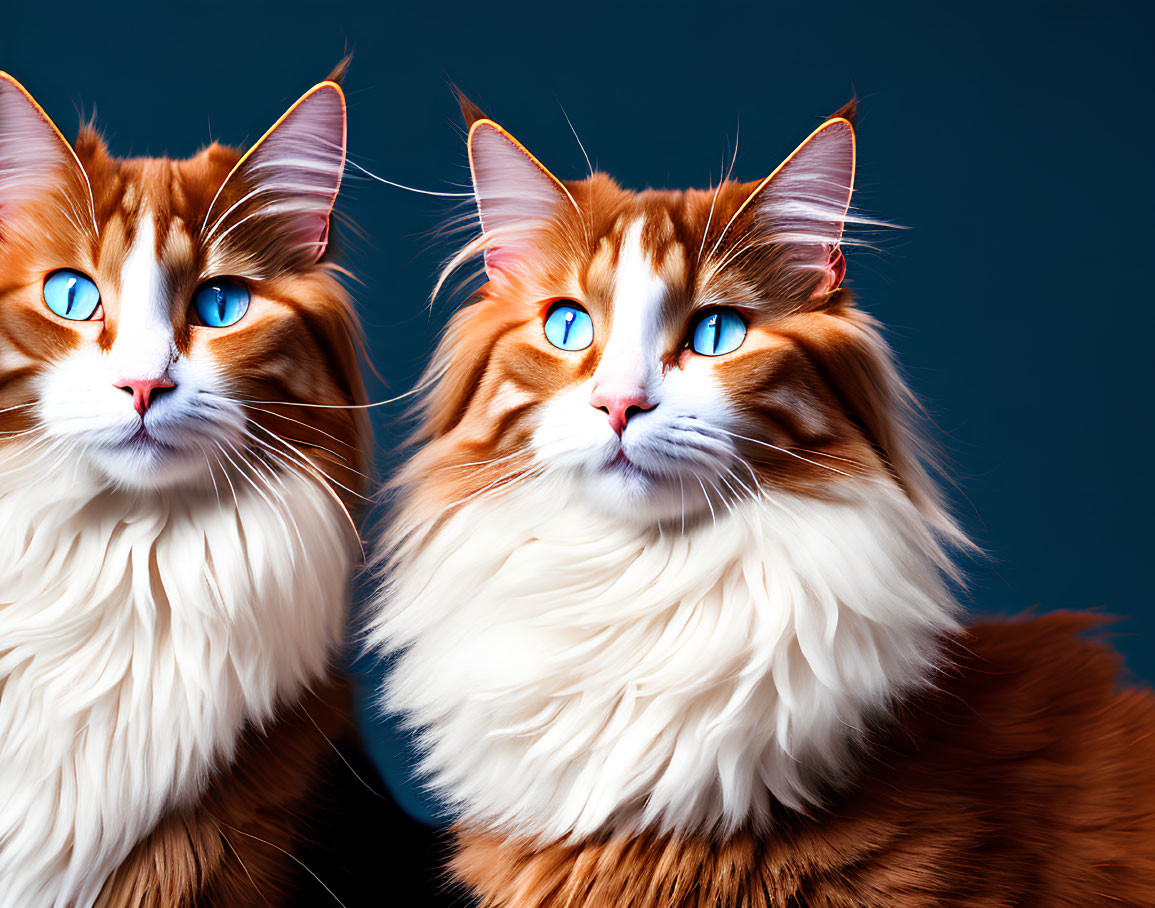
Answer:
192 279 250 328
690 308 746 356
43 270 101 321
543 301 593 351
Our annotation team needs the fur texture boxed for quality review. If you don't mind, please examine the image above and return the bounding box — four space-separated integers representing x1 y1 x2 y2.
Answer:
97 677 355 908
452 614 1155 907
0 449 350 905
380 481 957 841
0 70 370 906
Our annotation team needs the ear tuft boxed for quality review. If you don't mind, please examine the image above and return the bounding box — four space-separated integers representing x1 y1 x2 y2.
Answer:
828 95 858 127
326 54 353 86
203 81 347 268
451 84 488 129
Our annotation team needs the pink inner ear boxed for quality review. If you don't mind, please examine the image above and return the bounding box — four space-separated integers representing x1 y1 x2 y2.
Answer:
0 75 89 219
468 122 576 277
814 247 847 297
753 119 856 284
208 83 346 264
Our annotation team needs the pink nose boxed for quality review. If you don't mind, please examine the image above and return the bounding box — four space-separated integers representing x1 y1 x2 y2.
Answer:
590 387 655 436
116 376 176 416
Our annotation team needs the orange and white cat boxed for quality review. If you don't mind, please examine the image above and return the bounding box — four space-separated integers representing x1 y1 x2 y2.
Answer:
371 98 1155 906
0 70 373 906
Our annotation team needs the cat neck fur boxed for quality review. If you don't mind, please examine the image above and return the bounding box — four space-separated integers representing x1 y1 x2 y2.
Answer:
0 447 352 908
377 477 960 843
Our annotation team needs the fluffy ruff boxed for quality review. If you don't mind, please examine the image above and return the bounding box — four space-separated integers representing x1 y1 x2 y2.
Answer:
375 477 959 843
0 450 352 907
451 614 1155 906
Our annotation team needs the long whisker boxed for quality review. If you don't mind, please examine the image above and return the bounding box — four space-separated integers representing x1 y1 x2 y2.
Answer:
696 475 717 530
213 448 243 515
244 422 372 503
791 447 866 467
436 461 540 518
558 100 594 177
246 445 308 557
203 453 222 510
697 120 741 264
227 391 421 410
346 159 474 198
220 440 296 550
239 404 358 450
0 427 47 440
714 428 860 479
240 428 366 558
445 450 527 472
267 432 362 472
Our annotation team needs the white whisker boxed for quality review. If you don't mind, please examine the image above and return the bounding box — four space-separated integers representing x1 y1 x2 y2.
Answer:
346 159 474 198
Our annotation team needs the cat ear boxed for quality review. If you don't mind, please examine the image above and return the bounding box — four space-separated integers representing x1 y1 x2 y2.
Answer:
733 111 856 298
0 72 94 227
467 119 578 277
204 81 346 267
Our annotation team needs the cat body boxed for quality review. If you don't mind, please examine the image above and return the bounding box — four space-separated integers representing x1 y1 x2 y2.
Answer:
373 101 1155 905
452 613 1155 906
0 71 380 905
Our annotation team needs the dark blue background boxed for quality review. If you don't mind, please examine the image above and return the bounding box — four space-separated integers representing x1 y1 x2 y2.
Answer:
4 0 1151 826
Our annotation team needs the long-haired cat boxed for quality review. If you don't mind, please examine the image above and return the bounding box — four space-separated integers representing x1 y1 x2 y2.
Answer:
371 97 1155 906
0 68 401 906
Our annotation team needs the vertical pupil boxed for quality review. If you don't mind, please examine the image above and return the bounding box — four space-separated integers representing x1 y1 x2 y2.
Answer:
65 277 78 315
215 288 226 322
708 314 719 353
562 309 574 345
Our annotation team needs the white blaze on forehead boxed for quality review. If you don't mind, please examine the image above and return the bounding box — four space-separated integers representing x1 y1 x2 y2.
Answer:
594 219 668 394
112 210 174 380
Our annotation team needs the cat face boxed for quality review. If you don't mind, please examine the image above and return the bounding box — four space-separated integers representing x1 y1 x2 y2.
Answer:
404 104 945 528
0 73 367 494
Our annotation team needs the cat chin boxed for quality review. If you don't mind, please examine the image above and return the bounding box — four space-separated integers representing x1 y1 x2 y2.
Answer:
91 443 214 491
568 464 713 525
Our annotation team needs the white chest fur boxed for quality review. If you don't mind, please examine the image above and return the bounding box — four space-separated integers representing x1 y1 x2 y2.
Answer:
375 480 959 843
0 453 351 907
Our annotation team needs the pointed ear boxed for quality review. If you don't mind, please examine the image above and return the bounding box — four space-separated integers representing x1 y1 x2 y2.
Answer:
467 119 578 277
735 115 856 298
0 72 94 228
203 81 346 268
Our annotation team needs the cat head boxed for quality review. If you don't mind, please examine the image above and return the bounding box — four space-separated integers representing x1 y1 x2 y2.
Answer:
0 71 368 497
399 100 958 539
